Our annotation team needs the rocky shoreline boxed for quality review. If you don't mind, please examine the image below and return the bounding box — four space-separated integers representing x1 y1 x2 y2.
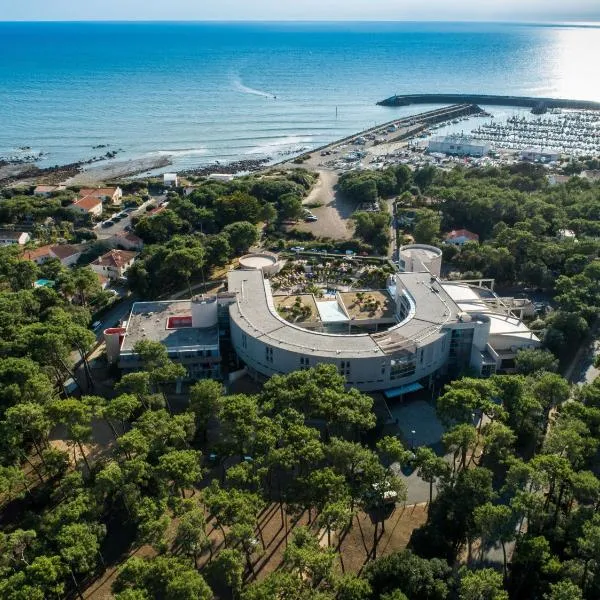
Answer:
181 158 271 177
0 154 274 188
0 161 83 186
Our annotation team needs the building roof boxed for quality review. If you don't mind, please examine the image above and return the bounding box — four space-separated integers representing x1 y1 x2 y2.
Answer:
429 135 488 146
23 245 54 261
111 232 144 247
0 229 27 240
23 243 82 262
72 196 103 211
441 282 540 343
78 187 119 199
163 173 178 181
228 269 462 359
50 244 81 260
121 300 219 353
445 229 479 241
96 273 109 287
522 147 560 155
92 249 138 269
147 205 167 216
34 185 59 193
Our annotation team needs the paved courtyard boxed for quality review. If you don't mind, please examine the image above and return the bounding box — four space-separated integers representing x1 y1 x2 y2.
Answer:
387 398 449 504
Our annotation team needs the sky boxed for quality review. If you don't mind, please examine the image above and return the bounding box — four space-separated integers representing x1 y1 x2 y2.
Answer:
1 0 599 22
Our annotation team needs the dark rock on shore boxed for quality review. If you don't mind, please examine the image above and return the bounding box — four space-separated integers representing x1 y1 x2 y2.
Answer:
0 161 83 186
181 158 270 177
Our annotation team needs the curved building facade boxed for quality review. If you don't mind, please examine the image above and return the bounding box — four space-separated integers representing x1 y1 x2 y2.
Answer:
227 268 495 392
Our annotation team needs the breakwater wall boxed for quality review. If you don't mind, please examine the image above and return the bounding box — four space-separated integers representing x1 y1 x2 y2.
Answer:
377 94 600 111
276 103 483 166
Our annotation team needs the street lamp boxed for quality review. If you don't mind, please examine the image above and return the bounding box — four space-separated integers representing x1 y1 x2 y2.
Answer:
411 429 416 450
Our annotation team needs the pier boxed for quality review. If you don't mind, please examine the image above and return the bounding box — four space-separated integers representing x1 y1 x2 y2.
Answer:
377 94 600 112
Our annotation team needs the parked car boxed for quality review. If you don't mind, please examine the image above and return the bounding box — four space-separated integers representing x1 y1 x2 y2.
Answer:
101 220 114 228
92 321 103 331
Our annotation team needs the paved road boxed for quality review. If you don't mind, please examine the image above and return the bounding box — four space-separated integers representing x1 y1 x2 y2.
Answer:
94 195 164 240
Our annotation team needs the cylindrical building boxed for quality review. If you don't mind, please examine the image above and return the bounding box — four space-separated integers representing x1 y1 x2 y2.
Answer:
191 295 218 328
399 244 443 277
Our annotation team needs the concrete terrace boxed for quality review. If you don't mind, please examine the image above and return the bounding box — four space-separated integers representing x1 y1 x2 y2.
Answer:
121 301 219 353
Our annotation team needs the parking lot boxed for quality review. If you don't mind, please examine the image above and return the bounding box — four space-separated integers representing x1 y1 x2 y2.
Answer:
94 196 163 240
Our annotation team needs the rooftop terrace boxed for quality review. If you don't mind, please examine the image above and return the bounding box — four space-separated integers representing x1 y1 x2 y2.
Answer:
227 270 463 358
121 301 219 353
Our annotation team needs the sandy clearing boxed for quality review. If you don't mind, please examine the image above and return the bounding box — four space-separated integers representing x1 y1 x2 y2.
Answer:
293 170 355 241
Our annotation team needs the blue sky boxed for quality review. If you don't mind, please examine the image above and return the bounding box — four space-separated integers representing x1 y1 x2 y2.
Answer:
1 0 599 22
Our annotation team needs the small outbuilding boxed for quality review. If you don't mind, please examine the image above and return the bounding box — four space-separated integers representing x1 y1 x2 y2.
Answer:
445 229 480 246
163 173 179 187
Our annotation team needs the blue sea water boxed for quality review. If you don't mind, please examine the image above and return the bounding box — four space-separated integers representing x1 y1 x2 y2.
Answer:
0 21 599 170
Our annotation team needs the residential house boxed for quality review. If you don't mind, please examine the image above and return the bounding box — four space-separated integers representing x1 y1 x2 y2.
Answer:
90 249 138 281
33 185 64 197
23 245 54 264
0 230 31 246
49 244 84 267
69 196 103 218
23 244 83 267
581 170 600 182
78 186 123 206
445 229 480 246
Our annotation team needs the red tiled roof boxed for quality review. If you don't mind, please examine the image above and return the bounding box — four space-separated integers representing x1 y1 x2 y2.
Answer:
23 245 54 261
49 244 81 260
72 196 103 211
96 273 109 287
24 244 82 261
445 229 479 241
92 249 138 269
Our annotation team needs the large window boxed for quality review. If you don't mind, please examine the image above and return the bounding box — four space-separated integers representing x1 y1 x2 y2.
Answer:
265 346 273 363
390 356 416 380
448 327 474 368
339 361 351 376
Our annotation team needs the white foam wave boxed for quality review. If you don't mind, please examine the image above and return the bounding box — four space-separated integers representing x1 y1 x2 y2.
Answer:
150 148 208 158
245 135 313 156
232 73 276 99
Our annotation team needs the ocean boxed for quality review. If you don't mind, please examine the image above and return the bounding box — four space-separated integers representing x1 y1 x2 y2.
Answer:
0 21 599 171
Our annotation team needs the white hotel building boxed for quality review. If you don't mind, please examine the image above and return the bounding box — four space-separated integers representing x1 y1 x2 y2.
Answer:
227 247 540 393
106 247 540 394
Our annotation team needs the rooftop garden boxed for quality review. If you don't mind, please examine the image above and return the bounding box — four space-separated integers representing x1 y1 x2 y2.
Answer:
274 294 319 323
270 258 395 295
340 291 396 320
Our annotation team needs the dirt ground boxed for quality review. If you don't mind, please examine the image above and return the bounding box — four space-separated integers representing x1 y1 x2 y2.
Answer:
83 500 428 599
293 171 355 241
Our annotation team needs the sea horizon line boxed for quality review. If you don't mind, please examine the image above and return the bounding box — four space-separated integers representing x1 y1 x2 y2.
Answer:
0 19 599 28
